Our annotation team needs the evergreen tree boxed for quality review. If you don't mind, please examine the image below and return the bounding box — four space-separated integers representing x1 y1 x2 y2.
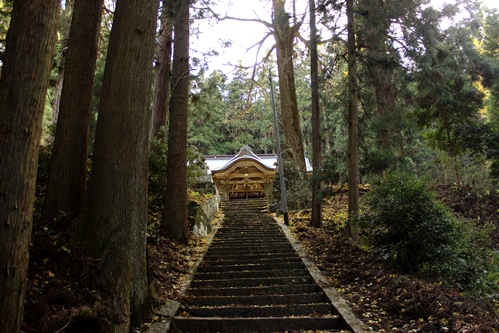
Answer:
78 0 159 329
272 0 307 172
163 0 190 243
151 0 174 138
43 0 103 222
0 1 60 331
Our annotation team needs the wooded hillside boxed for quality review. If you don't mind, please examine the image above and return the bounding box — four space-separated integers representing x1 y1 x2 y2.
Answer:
1 0 499 332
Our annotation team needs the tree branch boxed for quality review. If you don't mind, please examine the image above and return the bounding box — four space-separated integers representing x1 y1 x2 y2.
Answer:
199 0 273 29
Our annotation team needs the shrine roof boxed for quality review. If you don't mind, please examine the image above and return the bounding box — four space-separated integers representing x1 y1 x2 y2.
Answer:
204 146 313 173
205 146 277 173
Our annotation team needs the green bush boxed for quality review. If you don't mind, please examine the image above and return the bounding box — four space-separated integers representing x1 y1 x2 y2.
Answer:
148 129 168 197
447 219 494 291
148 126 206 197
360 173 459 275
361 172 495 291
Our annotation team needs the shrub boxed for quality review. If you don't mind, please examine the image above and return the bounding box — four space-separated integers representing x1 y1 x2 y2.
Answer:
148 129 168 197
360 172 495 291
148 126 206 197
360 172 461 275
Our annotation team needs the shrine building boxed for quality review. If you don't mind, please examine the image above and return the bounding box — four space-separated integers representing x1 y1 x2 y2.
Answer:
204 146 277 201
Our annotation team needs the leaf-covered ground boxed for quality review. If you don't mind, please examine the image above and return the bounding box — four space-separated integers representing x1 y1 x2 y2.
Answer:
24 183 499 332
288 186 499 332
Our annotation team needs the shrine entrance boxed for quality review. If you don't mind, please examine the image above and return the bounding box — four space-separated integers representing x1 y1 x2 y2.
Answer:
207 146 276 201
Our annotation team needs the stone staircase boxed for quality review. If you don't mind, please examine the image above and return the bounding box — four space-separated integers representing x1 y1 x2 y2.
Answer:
172 198 357 333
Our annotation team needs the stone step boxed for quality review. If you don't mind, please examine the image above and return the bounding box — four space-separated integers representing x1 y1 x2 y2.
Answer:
173 199 359 333
187 303 334 318
203 252 299 261
215 226 281 231
210 235 284 241
197 261 304 272
214 230 283 236
186 284 321 297
222 204 266 209
173 316 348 333
213 235 283 240
208 242 292 250
216 226 281 231
187 292 327 306
205 246 295 255
194 268 309 280
199 256 302 266
189 275 313 288
208 241 290 248
223 212 269 216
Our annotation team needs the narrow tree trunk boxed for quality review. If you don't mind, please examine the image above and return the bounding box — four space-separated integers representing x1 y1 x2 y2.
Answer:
162 0 190 243
363 22 396 163
309 0 322 228
51 3 72 126
52 60 65 125
78 0 159 330
346 0 360 242
151 0 174 138
272 0 306 173
444 121 461 184
0 2 60 332
42 0 103 222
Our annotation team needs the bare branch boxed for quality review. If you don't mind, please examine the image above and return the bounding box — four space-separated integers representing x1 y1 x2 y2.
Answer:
199 0 273 29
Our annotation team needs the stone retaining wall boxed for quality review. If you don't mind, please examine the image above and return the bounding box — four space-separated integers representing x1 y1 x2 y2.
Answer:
188 194 220 237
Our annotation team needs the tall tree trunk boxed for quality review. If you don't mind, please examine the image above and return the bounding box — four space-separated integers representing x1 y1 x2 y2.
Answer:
309 0 322 228
51 3 73 126
0 1 60 332
78 0 159 330
162 0 189 243
346 0 360 242
42 0 103 222
360 0 397 162
151 0 174 138
162 0 190 243
272 0 306 173
52 56 65 125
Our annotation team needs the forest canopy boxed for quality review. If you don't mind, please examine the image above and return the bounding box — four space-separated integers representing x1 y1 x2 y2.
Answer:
1 0 499 332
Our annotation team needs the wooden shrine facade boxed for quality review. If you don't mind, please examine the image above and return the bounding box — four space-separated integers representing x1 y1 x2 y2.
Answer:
207 146 276 201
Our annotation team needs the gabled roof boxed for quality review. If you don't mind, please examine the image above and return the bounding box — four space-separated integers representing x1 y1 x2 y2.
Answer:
204 145 313 173
205 146 277 173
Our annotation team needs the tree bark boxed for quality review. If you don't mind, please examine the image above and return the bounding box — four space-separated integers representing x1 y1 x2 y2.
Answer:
360 0 397 161
309 0 322 228
52 59 65 125
51 3 73 126
162 0 190 243
78 0 159 330
151 0 174 138
272 0 307 173
42 0 103 222
346 0 360 242
0 1 60 332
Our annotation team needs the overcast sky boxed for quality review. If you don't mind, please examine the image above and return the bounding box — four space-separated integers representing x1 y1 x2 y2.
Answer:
191 0 499 75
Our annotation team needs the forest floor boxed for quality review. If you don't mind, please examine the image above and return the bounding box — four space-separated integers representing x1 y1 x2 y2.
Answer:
286 185 499 332
23 182 499 332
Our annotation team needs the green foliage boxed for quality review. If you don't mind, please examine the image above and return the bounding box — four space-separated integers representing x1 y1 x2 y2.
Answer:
186 145 206 187
34 146 53 216
188 67 275 155
446 219 495 292
0 0 12 48
481 250 499 300
149 128 169 197
360 173 459 274
149 127 207 196
360 172 493 290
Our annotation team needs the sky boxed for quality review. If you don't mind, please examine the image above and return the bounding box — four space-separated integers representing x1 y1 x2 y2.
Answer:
191 0 499 75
